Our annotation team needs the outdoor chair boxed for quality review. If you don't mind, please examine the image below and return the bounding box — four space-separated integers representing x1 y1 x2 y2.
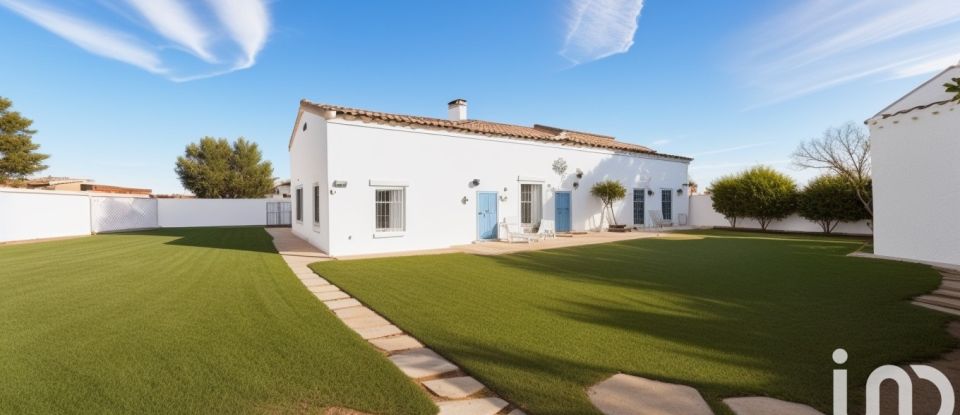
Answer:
502 220 541 243
537 219 557 239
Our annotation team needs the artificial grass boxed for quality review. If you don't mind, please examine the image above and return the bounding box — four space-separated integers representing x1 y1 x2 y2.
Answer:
0 228 435 415
312 230 954 414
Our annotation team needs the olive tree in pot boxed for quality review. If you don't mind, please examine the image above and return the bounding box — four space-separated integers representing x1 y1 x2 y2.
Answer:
591 180 627 230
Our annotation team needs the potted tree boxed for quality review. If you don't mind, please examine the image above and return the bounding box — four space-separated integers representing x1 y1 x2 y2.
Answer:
591 180 627 231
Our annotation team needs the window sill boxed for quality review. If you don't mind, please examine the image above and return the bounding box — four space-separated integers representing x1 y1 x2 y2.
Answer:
373 231 405 239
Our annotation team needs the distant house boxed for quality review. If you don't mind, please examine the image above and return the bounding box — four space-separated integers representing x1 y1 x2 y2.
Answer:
25 176 151 195
866 62 960 267
272 179 291 199
288 99 692 256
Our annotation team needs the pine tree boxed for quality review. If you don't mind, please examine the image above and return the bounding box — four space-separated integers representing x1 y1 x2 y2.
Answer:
175 137 274 198
0 97 49 184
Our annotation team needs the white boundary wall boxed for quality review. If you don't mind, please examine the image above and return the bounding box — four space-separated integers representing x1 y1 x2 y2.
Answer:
1 188 93 242
157 199 271 227
688 194 872 235
1 188 277 243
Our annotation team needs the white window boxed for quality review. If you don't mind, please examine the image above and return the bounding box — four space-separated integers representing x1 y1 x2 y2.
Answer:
295 186 303 222
520 184 542 228
313 184 320 224
375 188 405 232
633 189 645 225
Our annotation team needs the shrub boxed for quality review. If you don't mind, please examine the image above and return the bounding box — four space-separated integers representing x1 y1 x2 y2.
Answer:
740 166 797 231
798 175 871 233
591 180 627 227
709 174 749 228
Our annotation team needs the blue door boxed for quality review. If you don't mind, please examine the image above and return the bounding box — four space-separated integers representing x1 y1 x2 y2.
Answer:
555 192 571 232
477 192 499 240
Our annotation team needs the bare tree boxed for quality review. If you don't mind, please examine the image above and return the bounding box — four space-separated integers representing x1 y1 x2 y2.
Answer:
792 122 872 217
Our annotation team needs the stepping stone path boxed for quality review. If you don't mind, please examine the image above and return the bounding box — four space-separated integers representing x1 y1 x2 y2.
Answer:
723 397 824 415
266 228 522 415
588 374 713 415
913 266 960 317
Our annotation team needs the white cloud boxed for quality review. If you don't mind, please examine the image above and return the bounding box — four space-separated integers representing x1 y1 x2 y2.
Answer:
736 0 960 107
559 0 644 65
0 0 271 80
691 142 772 157
0 0 165 74
206 0 270 69
125 0 215 62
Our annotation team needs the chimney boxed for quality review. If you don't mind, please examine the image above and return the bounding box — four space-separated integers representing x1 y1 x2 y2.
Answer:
447 99 467 121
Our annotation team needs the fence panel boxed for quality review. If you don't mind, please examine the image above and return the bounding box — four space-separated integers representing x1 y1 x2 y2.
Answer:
91 196 158 233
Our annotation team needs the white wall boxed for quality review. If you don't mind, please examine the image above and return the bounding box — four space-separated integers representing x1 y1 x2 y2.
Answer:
290 117 691 256
687 194 873 235
0 188 92 243
157 199 273 228
290 111 330 252
869 100 960 266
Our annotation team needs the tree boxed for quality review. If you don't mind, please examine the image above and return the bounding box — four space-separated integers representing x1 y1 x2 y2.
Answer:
946 77 960 102
740 166 798 231
590 180 627 227
709 174 749 228
798 175 871 233
0 97 48 184
175 137 274 198
792 122 872 218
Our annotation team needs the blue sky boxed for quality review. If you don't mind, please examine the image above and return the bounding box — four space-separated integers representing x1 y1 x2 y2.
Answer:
2 0 959 194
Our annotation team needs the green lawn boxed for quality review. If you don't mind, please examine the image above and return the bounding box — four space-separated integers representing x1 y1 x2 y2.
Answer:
0 228 435 415
312 230 954 414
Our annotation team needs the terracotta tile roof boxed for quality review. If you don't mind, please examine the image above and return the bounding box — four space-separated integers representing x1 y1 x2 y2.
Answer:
299 100 691 161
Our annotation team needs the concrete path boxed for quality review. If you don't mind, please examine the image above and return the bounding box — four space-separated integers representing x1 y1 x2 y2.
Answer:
723 397 823 415
588 374 714 415
266 228 522 415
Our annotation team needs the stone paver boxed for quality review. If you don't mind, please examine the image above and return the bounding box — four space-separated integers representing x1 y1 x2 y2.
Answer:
301 278 330 286
588 374 713 415
389 348 459 379
436 398 509 415
368 335 423 352
507 410 526 415
341 315 392 330
423 376 485 399
333 306 378 319
324 298 362 310
353 324 403 340
314 291 350 301
723 397 823 415
308 284 341 293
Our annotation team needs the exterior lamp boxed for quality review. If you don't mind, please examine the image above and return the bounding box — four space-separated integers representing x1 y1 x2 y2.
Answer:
677 188 684 195
573 181 580 189
647 189 654 196
332 180 348 188
470 179 480 187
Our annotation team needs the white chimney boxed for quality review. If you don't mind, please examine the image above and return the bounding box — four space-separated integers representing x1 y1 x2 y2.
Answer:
447 99 467 121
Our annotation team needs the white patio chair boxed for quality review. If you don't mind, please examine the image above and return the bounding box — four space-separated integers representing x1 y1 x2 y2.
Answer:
537 219 557 239
502 220 540 243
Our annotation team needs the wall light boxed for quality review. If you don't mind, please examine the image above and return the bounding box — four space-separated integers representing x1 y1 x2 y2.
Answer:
332 180 348 188
470 179 480 187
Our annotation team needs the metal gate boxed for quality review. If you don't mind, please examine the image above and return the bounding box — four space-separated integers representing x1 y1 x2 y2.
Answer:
266 201 292 227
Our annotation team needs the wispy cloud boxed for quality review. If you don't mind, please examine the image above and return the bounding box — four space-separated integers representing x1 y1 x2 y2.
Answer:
560 0 644 65
0 0 271 81
651 139 671 147
125 0 214 63
736 0 960 107
0 0 165 74
690 159 791 171
691 142 772 157
206 0 270 69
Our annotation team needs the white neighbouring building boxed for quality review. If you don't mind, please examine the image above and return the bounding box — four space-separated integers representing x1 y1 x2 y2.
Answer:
866 62 960 267
288 99 692 256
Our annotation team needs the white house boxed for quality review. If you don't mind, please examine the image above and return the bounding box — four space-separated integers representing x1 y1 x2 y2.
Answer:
866 62 960 267
288 99 692 256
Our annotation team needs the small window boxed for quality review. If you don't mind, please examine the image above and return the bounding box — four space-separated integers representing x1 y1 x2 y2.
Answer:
302 122 307 131
375 188 405 232
633 189 645 225
520 184 542 227
313 185 320 223
661 189 672 221
295 187 303 222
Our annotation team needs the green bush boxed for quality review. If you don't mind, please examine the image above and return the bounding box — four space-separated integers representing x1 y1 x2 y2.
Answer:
798 175 871 233
711 166 797 230
709 174 749 228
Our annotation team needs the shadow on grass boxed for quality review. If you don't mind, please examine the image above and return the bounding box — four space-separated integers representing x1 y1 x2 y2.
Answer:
105 227 278 254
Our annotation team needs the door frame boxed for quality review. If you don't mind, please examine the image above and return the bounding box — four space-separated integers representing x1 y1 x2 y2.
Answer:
554 191 572 233
476 191 499 241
